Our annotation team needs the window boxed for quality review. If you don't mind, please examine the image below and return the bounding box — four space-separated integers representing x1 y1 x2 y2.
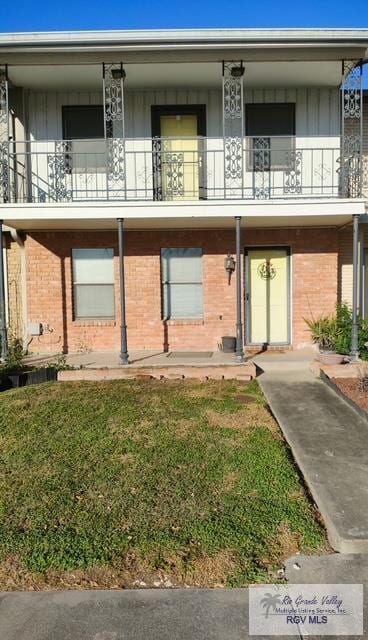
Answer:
62 105 107 171
63 106 105 140
246 103 295 170
161 248 203 319
72 248 115 319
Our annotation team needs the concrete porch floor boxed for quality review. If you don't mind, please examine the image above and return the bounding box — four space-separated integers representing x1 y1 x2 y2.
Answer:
23 348 317 382
25 348 317 370
26 349 250 369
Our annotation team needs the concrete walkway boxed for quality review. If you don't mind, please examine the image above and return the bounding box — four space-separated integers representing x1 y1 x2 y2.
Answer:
257 360 368 553
0 588 287 640
286 553 368 639
2 556 368 640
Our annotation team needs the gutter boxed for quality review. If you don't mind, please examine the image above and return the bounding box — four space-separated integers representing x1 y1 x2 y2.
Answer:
0 28 368 51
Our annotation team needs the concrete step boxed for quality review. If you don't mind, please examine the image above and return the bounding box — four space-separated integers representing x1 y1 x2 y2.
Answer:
58 362 256 382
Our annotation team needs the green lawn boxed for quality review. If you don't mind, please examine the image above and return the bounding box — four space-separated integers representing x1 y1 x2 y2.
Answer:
0 379 327 589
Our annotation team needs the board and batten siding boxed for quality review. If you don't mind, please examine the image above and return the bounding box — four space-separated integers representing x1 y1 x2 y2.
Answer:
27 87 340 140
25 87 341 201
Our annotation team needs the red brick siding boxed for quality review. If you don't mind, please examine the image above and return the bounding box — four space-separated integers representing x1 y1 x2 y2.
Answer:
25 227 338 353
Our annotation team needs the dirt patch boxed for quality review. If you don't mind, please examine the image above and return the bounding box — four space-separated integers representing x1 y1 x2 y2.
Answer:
234 394 257 404
174 418 198 438
0 556 149 591
184 380 248 400
119 453 136 465
288 488 305 501
183 550 238 587
265 522 301 565
205 404 281 438
222 470 240 492
332 378 368 414
0 551 238 591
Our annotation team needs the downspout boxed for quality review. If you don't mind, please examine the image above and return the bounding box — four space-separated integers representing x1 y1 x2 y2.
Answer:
117 218 129 365
0 222 8 360
235 216 245 363
351 214 360 361
9 228 27 352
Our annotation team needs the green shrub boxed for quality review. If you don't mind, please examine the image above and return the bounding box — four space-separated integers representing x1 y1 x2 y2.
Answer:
334 303 368 361
304 314 338 352
305 303 368 360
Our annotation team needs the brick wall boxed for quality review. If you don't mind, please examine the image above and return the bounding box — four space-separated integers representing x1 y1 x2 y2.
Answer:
25 227 338 353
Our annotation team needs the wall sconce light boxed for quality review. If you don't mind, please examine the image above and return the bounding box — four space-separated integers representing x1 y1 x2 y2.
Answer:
111 66 126 80
230 63 245 78
224 254 236 284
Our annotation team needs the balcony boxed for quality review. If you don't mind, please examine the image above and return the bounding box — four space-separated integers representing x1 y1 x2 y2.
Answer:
2 135 363 204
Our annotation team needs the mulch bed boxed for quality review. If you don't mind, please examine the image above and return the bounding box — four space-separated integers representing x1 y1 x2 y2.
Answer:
332 378 368 414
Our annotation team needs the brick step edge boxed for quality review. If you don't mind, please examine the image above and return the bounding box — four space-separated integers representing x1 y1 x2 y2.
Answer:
58 364 256 382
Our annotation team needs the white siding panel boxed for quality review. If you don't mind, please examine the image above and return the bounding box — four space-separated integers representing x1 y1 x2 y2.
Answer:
28 87 340 140
26 87 341 201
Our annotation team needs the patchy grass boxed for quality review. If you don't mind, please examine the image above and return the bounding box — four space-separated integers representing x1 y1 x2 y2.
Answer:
0 379 327 589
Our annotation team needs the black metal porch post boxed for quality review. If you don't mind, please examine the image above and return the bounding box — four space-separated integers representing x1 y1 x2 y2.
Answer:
117 218 129 365
0 221 8 361
235 216 245 362
351 213 360 362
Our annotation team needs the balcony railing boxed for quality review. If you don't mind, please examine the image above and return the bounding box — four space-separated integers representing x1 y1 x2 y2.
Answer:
0 135 365 204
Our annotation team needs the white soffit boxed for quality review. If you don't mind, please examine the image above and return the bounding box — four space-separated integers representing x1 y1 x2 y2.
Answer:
1 214 354 231
8 60 343 91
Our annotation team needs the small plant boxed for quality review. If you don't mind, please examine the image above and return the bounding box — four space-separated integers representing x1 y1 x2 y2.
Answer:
40 353 76 372
0 334 26 376
357 368 368 394
304 314 338 352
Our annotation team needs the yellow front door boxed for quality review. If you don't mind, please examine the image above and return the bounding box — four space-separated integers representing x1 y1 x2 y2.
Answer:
160 114 199 200
247 248 289 344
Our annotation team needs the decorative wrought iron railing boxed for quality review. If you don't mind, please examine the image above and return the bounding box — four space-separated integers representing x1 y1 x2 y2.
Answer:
0 135 364 204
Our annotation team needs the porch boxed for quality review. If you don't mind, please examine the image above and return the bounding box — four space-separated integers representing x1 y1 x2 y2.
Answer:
0 55 366 205
5 216 364 364
25 349 257 381
23 348 318 382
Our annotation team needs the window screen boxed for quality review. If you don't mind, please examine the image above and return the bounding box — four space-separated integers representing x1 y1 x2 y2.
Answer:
161 248 203 319
246 103 295 170
72 248 115 319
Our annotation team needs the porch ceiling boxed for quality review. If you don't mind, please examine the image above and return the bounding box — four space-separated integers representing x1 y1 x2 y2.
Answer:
2 214 353 232
8 60 344 91
2 198 362 232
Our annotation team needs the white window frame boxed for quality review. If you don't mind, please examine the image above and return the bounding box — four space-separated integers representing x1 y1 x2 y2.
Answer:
72 248 115 320
161 247 204 320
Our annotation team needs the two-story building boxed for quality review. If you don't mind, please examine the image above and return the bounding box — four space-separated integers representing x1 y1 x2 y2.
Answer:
0 28 367 362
